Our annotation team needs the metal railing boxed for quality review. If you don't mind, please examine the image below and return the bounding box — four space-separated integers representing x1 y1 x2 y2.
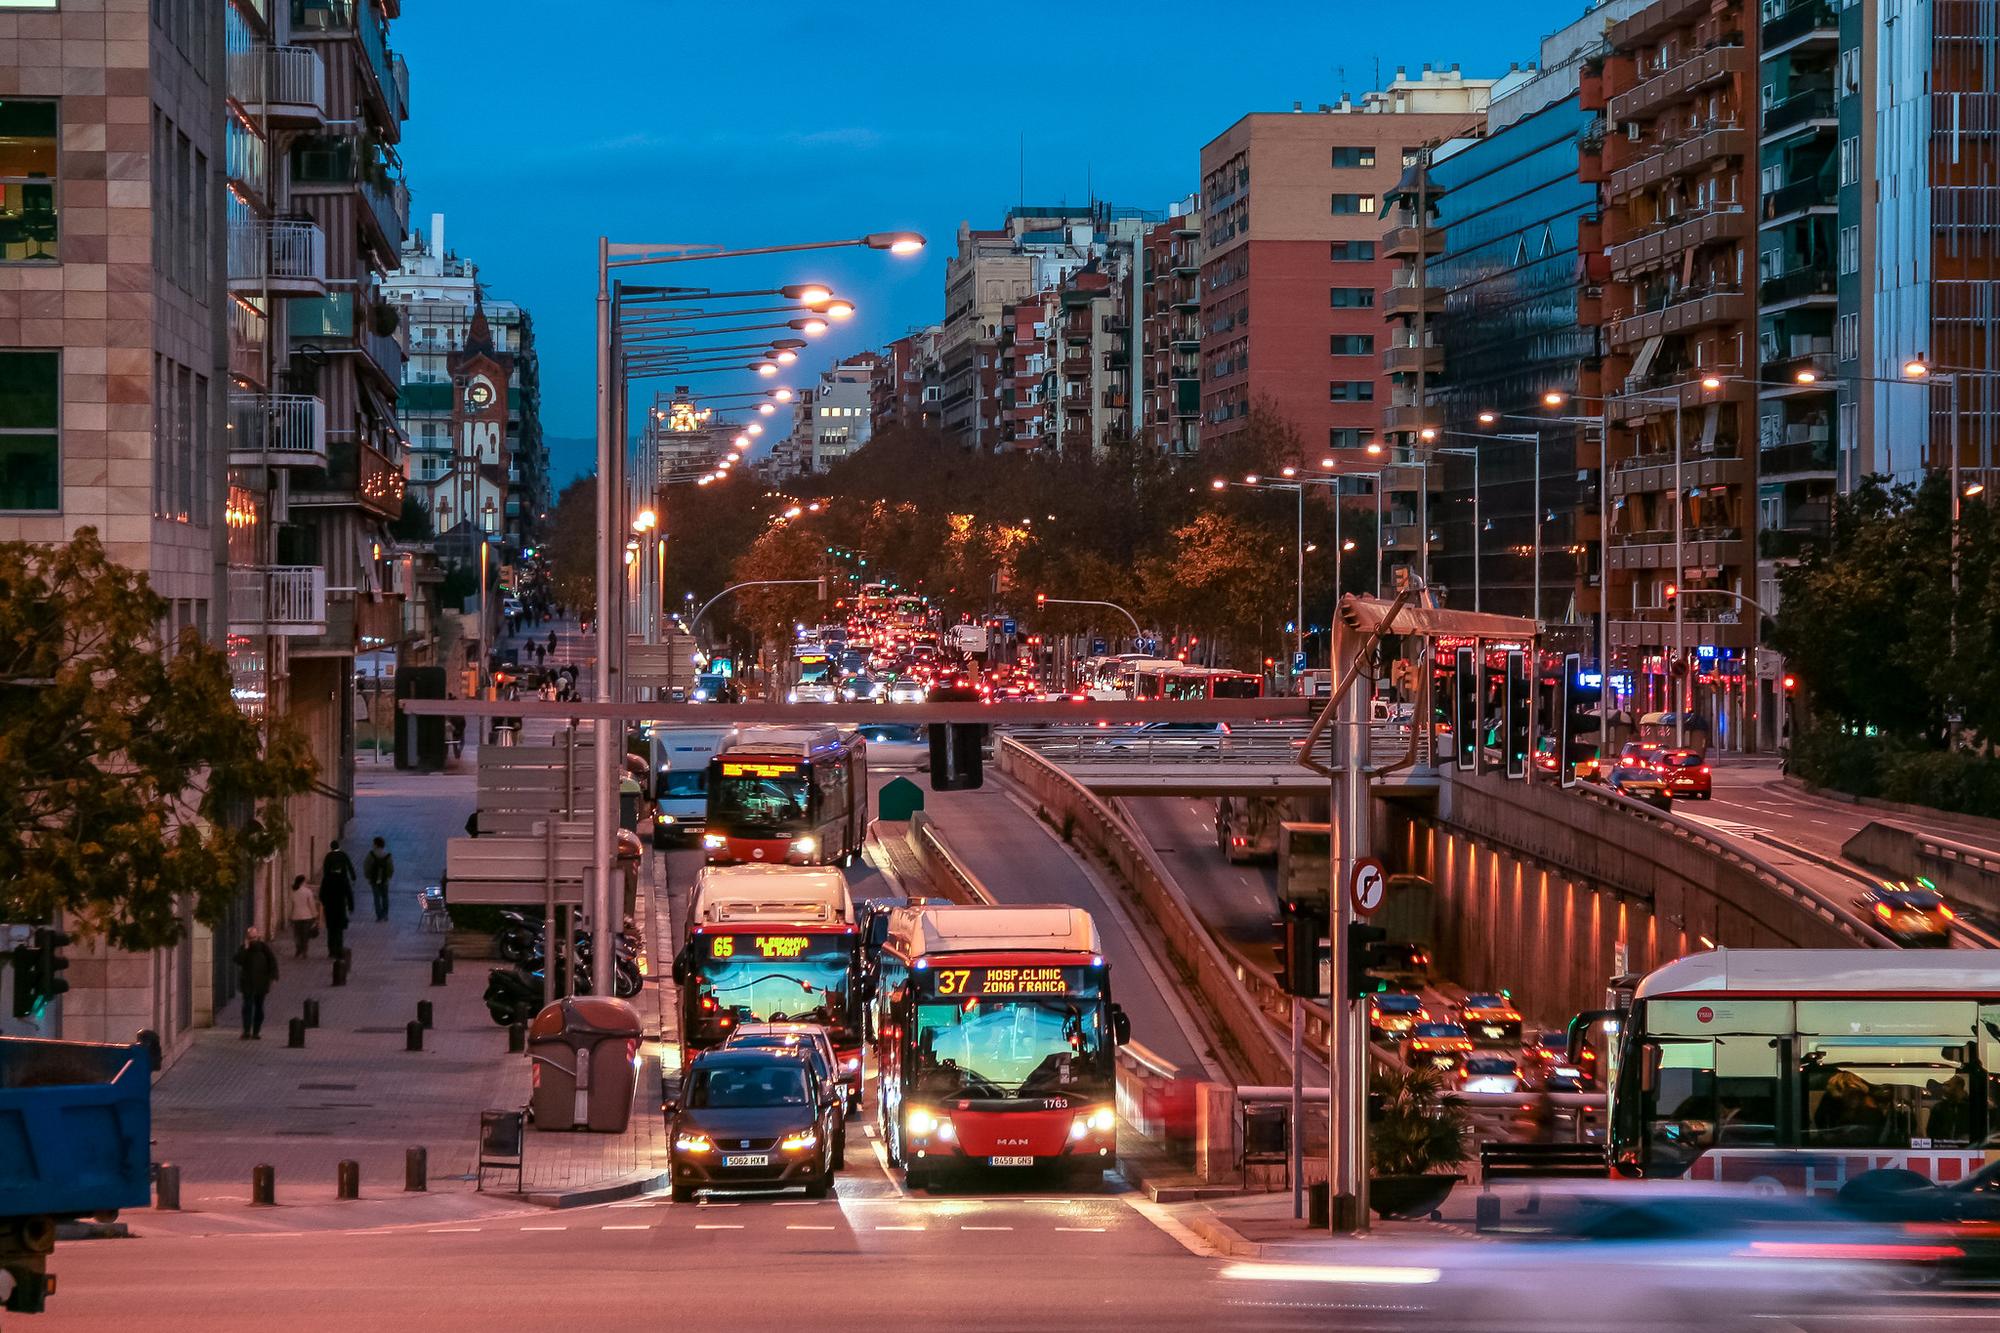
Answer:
228 219 326 287
1002 718 1427 775
229 43 326 114
227 392 327 465
228 565 328 630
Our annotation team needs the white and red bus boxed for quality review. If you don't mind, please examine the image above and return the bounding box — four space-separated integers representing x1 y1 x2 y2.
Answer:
874 904 1131 1189
1159 665 1263 701
670 864 864 1069
1605 948 2000 1191
702 725 866 867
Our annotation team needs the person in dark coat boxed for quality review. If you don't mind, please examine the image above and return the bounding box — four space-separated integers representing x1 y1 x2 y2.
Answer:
362 836 395 923
318 840 357 958
234 927 279 1039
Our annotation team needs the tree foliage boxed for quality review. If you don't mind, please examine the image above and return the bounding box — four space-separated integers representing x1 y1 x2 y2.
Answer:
0 530 317 949
544 475 597 611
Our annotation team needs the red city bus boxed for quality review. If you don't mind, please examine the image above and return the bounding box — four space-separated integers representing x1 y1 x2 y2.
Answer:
1160 665 1263 701
702 725 866 867
875 904 1131 1189
670 864 864 1070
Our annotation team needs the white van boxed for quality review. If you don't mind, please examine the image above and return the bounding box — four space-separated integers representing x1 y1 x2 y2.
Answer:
650 726 727 848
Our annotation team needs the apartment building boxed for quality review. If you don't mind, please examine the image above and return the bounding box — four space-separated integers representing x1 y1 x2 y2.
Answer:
1138 203 1203 456
1198 70 1498 465
1590 0 1761 736
0 1 228 1050
997 299 1047 449
384 213 550 561
869 325 941 436
806 356 875 471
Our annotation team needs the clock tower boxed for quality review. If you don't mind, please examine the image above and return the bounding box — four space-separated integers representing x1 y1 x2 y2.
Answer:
443 298 515 553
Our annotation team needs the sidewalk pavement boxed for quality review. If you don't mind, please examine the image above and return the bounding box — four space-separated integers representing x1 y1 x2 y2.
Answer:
143 633 671 1232
1175 1181 1514 1259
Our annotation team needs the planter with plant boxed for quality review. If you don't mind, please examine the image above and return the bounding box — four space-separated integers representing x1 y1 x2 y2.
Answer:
1368 1063 1470 1220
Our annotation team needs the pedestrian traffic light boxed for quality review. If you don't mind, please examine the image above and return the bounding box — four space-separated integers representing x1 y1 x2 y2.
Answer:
927 724 986 791
1505 649 1530 779
1276 899 1326 998
1346 922 1390 1000
9 927 70 1020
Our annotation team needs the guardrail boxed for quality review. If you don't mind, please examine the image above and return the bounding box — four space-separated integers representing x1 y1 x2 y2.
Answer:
1001 720 1417 770
998 737 1294 1085
905 810 990 906
1844 820 2000 920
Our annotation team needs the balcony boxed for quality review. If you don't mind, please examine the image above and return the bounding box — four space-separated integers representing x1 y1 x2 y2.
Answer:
289 291 403 388
1611 614 1756 650
1381 404 1430 432
1763 0 1838 54
1608 447 1748 498
1382 225 1443 258
229 44 327 126
1608 124 1750 202
228 392 327 468
1758 267 1836 309
1608 529 1749 571
228 300 268 387
1761 174 1836 223
1611 0 1711 49
1760 435 1836 478
1608 43 1749 123
1608 205 1751 279
291 438 405 519
228 565 328 637
1382 283 1443 317
225 119 267 198
291 138 408 262
291 0 408 131
228 219 326 296
1761 89 1837 143
1608 285 1750 349
1383 342 1443 375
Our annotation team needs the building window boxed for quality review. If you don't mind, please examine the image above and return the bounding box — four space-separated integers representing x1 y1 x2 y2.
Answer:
1839 47 1860 98
1330 193 1377 216
1839 224 1859 274
0 100 58 262
1329 381 1375 402
1329 287 1376 308
1330 240 1376 261
1330 334 1376 355
1402 147 1423 167
1329 428 1370 450
0 350 60 511
1837 312 1859 360
1330 146 1376 168
1838 136 1858 186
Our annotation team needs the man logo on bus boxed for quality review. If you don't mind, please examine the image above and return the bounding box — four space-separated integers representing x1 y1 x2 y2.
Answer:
1697 1006 1714 1024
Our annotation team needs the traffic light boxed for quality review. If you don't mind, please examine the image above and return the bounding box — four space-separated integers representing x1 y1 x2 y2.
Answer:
1036 591 1046 609
10 927 69 1020
1454 646 1477 771
1276 899 1326 998
1505 649 1530 779
1346 922 1390 1000
1663 582 1678 602
816 576 829 602
1782 674 1797 695
927 724 986 791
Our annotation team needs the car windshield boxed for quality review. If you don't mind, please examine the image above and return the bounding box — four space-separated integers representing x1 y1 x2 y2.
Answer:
1414 1024 1467 1039
689 1063 811 1109
913 997 1107 1100
659 771 706 799
1376 994 1424 1014
1879 888 1943 910
1466 1057 1517 1075
695 675 727 694
728 1036 830 1080
1661 751 1705 768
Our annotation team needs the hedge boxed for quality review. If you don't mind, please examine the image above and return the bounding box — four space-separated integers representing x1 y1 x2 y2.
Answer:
1790 727 2000 819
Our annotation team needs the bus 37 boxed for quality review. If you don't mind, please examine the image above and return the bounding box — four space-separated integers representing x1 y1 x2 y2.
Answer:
875 904 1131 1190
1603 948 2000 1192
702 725 866 867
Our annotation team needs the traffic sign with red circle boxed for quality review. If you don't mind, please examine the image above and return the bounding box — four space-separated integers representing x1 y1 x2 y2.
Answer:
1350 857 1387 917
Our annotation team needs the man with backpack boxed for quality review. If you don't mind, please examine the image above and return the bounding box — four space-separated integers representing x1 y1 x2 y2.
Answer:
318 840 357 958
362 836 395 923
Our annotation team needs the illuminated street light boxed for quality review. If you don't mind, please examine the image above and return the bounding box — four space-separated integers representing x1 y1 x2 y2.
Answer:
1365 441 1384 456
1418 427 1438 442
799 318 829 336
1319 456 1336 468
1244 473 1259 484
795 284 832 306
756 362 778 376
1794 368 1819 385
758 402 776 415
1542 390 1568 408
773 388 795 402
1281 465 1298 477
746 423 764 436
1478 411 1498 425
1210 478 1227 490
1904 359 1931 379
864 231 927 254
773 349 798 364
823 300 856 320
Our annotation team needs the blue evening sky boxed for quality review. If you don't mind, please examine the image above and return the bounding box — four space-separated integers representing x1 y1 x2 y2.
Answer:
395 1 1578 483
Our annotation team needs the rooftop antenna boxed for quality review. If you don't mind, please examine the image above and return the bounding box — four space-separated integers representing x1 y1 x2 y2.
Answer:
1018 132 1025 211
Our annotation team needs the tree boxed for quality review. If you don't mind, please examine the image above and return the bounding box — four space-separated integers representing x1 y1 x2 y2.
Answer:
544 475 597 610
0 530 316 950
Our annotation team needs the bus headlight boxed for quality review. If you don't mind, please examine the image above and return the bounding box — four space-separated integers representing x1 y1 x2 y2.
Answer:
1072 1106 1116 1138
906 1108 939 1138
702 833 726 851
791 836 817 855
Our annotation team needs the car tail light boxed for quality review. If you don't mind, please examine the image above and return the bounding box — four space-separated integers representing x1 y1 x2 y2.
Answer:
1942 905 1957 921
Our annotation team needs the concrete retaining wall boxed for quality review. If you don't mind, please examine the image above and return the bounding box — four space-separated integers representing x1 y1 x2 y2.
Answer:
1844 821 2000 916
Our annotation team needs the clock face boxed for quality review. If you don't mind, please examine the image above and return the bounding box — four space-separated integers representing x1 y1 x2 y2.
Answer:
465 376 495 412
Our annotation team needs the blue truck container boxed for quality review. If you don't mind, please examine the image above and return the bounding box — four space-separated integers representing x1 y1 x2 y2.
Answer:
0 1036 152 1312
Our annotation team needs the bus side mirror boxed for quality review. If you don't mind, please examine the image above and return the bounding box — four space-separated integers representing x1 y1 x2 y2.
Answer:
859 976 878 1003
671 946 692 986
1567 1008 1619 1065
661 1074 682 1116
1111 1004 1132 1047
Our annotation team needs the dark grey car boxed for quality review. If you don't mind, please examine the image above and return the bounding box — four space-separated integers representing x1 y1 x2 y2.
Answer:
665 1049 841 1202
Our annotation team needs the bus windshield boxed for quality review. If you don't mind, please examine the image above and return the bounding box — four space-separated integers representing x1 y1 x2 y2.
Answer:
693 933 852 1026
913 997 1107 1100
710 770 811 832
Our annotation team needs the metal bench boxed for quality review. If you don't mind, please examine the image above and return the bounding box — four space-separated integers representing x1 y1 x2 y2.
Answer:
419 885 451 934
1478 1141 1607 1184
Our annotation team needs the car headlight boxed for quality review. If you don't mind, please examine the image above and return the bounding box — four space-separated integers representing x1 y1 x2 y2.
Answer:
787 691 798 703
702 833 726 850
791 836 816 855
658 813 676 825
778 1130 818 1152
693 691 709 701
905 1107 939 1137
674 1132 714 1153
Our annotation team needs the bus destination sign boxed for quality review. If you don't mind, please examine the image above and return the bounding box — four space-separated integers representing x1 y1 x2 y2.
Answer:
926 965 1093 998
719 760 804 779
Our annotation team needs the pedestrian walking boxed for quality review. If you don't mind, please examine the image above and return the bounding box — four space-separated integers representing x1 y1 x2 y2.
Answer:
287 873 320 958
362 836 395 923
318 839 357 958
547 629 557 658
234 926 278 1039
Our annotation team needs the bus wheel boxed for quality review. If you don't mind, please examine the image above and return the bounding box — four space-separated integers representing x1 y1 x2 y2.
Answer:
903 1162 927 1193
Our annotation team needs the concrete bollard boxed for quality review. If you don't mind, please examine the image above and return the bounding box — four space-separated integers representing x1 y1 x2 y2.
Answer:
336 1160 360 1201
332 956 350 987
155 1163 181 1211
416 1000 434 1029
135 1028 163 1072
303 998 320 1028
430 958 448 987
507 1022 527 1053
251 1164 276 1206
405 1020 424 1052
405 1146 428 1193
287 1017 306 1049
439 943 454 974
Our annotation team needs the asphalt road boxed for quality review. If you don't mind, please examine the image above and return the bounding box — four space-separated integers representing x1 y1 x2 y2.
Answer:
1695 755 2000 862
1119 795 1280 961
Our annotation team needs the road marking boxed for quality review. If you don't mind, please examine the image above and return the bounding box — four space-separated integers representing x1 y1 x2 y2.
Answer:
1055 1226 1106 1232
773 1199 823 1206
691 1223 740 1230
961 1225 1012 1231
608 1201 658 1208
863 1124 878 1138
427 1227 481 1233
869 1136 907 1197
695 1201 740 1207
520 1226 567 1232
1119 1194 1217 1257
602 1224 653 1231
787 1224 838 1231
875 1224 926 1231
